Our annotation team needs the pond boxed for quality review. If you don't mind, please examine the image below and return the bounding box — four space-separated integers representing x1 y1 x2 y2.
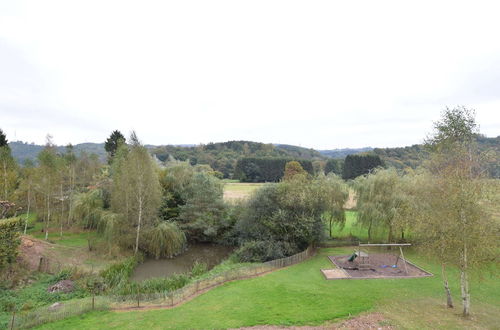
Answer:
131 243 234 281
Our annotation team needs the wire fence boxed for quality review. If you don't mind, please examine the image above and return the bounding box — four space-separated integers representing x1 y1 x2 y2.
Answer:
11 246 315 329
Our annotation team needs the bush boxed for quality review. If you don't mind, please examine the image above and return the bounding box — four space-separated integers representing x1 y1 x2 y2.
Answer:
235 240 295 262
0 217 22 270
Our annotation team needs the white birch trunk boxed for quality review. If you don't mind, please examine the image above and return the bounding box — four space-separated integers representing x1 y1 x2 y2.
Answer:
461 242 470 316
24 183 31 234
441 263 454 308
135 196 143 255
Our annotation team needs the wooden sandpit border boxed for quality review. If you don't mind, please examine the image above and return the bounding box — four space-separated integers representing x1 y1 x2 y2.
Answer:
321 254 433 280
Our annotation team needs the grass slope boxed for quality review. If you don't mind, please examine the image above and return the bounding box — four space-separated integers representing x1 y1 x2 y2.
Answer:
36 248 499 329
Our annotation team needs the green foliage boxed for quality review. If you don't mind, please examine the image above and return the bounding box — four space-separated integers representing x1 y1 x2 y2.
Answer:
111 134 162 255
142 222 186 259
0 145 18 203
151 141 324 179
283 161 307 181
72 189 104 229
104 130 125 161
353 169 412 242
235 240 295 262
0 129 7 147
0 273 87 328
0 217 21 269
373 144 428 170
324 158 343 176
100 257 140 289
235 175 347 261
234 157 314 182
190 261 208 277
177 172 229 242
159 163 230 243
342 153 383 180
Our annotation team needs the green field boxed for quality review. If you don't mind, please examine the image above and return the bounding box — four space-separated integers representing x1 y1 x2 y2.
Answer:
328 210 389 242
36 247 499 329
223 182 265 201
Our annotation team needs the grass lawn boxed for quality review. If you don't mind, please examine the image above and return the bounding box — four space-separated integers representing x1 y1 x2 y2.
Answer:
223 182 266 201
19 213 129 272
328 211 388 242
36 248 499 329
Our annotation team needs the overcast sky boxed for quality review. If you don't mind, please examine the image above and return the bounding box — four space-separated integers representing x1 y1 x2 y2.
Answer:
1 1 499 149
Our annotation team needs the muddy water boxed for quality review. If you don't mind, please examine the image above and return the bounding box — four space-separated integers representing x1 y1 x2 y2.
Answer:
131 244 233 281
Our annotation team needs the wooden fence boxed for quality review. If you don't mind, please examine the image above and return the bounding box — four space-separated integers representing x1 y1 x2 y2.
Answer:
12 246 315 329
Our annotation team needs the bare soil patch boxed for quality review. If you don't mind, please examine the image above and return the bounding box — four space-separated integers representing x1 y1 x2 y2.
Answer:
328 253 432 279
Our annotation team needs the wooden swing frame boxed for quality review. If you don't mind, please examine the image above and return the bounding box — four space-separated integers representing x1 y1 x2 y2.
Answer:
358 243 412 274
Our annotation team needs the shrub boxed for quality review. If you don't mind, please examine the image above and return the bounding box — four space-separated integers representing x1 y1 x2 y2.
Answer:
0 217 22 269
235 240 295 262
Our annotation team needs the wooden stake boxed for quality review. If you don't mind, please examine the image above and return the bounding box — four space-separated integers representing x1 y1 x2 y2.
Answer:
399 246 409 274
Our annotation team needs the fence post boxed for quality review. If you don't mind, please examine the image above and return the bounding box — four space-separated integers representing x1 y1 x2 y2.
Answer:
10 311 15 330
92 293 95 310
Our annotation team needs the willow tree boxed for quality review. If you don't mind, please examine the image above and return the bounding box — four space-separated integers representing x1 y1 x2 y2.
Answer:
314 174 349 238
144 222 186 259
416 106 498 316
353 168 408 241
112 132 161 255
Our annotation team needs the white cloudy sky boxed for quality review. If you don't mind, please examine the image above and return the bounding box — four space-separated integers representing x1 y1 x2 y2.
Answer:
1 0 499 149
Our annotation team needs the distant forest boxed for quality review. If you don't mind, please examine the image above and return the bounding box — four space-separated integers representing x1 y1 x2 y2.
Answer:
9 136 499 178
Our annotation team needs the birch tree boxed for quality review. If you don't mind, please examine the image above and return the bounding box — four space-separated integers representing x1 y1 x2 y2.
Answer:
417 106 498 316
112 132 161 255
36 136 58 240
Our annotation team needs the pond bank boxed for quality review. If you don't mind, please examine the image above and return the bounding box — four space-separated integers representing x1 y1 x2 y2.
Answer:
131 243 233 281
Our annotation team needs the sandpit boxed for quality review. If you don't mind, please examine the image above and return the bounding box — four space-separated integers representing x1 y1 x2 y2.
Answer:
322 253 433 280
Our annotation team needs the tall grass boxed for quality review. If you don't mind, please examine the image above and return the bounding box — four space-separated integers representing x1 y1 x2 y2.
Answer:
100 257 140 289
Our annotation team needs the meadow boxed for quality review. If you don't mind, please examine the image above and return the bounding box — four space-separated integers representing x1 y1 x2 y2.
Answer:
223 182 265 201
35 247 499 329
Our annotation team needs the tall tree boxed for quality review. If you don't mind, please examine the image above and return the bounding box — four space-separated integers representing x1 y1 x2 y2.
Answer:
0 128 18 206
112 132 161 255
416 106 498 316
0 146 18 206
18 160 36 233
317 174 349 238
0 129 7 147
105 130 126 162
36 135 59 240
342 154 383 180
354 168 409 241
283 161 307 181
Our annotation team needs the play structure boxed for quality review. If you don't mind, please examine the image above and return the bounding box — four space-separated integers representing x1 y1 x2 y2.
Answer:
321 243 433 280
348 243 411 274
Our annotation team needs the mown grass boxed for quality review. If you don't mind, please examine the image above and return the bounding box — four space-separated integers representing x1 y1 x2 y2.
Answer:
23 213 100 247
327 210 388 242
36 248 499 329
223 182 266 201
